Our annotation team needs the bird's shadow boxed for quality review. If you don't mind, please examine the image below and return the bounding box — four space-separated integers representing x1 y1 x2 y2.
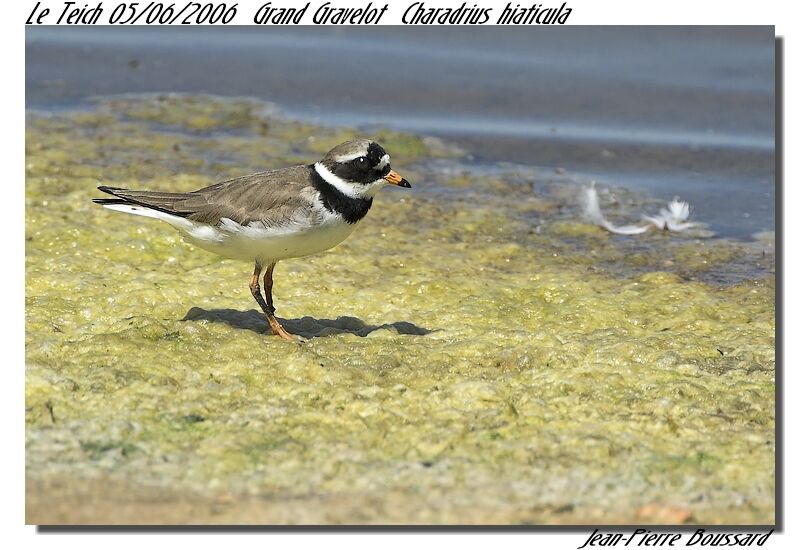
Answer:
181 307 435 339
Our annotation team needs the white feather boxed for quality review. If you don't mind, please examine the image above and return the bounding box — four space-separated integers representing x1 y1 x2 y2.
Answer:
581 185 697 235
642 197 694 231
581 183 650 235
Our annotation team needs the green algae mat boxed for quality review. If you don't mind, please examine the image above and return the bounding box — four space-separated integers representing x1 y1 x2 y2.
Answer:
25 95 776 525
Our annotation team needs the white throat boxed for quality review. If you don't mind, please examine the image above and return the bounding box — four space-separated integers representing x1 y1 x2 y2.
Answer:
314 162 385 199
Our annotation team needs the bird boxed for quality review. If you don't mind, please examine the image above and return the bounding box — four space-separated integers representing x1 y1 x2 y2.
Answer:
93 139 411 342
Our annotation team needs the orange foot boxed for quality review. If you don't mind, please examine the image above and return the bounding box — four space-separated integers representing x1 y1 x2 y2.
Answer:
268 315 296 342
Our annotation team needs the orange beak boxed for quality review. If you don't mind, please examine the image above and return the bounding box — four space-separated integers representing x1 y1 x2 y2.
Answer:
383 169 411 188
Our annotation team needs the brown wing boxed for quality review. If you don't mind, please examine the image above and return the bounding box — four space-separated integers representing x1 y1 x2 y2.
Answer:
95 165 320 227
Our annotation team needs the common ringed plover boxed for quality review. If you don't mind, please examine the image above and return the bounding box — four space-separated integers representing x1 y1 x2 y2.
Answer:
93 139 411 341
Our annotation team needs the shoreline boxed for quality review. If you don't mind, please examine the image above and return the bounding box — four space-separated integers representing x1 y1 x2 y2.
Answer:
27 92 776 243
26 26 776 240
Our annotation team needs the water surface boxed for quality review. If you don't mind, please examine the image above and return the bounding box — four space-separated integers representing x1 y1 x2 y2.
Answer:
26 26 776 239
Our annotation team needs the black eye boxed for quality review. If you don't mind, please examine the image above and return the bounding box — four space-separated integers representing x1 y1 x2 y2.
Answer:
356 157 370 171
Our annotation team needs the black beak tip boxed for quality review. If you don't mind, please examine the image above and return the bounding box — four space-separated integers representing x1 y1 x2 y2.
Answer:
399 178 412 188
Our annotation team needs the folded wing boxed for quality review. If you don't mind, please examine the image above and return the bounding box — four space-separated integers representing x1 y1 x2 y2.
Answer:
93 165 319 228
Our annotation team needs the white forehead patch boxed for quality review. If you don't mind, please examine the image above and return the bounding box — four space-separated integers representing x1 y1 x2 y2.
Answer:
375 154 390 171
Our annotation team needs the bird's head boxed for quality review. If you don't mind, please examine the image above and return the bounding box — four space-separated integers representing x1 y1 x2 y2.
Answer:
314 139 411 199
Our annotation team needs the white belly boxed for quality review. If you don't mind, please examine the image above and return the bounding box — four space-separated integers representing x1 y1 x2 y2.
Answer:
182 215 358 263
101 201 360 263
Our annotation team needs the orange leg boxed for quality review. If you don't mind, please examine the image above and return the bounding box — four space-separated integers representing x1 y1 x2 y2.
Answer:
249 261 295 341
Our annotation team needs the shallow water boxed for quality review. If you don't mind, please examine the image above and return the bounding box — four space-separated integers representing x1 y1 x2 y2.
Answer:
25 96 774 524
